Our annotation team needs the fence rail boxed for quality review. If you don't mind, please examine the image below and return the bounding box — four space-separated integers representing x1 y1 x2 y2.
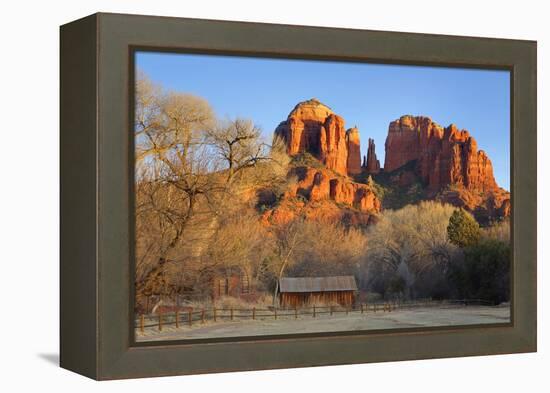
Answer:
135 298 498 332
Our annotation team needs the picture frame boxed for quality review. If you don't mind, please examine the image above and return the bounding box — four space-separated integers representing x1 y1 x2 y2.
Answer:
60 12 537 380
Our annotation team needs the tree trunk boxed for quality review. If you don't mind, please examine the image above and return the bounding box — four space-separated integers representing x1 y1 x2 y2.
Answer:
273 280 279 307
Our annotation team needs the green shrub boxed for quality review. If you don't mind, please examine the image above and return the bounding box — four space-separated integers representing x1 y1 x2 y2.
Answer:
447 209 481 247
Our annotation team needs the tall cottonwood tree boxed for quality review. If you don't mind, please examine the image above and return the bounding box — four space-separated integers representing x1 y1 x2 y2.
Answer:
135 74 218 304
134 73 291 308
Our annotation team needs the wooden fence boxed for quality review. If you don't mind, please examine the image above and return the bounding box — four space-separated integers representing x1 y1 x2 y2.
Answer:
135 298 496 333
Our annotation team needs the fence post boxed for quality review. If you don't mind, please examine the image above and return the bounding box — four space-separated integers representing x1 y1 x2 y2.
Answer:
158 311 163 331
313 305 316 318
374 304 377 313
252 307 255 320
274 308 277 320
175 310 179 328
330 306 333 316
230 308 234 321
201 309 205 324
346 306 349 315
140 314 144 333
213 308 217 322
360 304 363 314
295 306 298 319
188 309 192 327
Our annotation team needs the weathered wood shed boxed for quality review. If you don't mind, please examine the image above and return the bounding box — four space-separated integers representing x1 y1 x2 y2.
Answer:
278 276 358 308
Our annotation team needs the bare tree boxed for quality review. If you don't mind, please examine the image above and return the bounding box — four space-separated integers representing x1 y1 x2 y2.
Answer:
269 218 306 305
287 220 367 277
204 119 291 200
134 74 292 309
365 201 457 298
205 118 270 183
204 210 271 290
134 74 220 305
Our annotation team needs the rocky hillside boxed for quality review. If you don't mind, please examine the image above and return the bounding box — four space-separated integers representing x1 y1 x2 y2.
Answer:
266 99 510 226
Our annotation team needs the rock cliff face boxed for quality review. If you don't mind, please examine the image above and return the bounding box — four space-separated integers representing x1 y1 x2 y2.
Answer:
346 127 362 175
383 115 509 222
384 115 498 194
275 98 361 176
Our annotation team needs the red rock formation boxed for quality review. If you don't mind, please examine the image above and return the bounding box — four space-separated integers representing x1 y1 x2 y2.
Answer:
329 178 381 212
284 167 379 212
267 99 381 227
384 115 510 220
346 127 362 175
273 101 510 224
261 165 381 227
384 115 498 194
274 99 333 156
275 98 361 176
321 114 349 175
384 116 440 172
364 138 381 174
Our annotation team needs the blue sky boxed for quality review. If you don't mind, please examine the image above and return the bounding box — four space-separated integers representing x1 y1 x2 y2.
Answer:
136 52 510 190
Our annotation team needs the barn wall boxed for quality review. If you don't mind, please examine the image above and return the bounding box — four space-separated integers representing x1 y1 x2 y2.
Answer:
279 291 355 308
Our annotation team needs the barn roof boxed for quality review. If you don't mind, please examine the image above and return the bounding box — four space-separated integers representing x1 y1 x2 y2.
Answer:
279 276 357 293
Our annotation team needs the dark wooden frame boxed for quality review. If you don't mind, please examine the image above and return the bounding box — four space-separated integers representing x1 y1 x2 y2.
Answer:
60 12 537 380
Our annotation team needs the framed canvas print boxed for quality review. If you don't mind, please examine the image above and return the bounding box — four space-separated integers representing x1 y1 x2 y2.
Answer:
60 13 537 380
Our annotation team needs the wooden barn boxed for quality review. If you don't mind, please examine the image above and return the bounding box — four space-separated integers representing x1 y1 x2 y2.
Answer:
278 276 358 308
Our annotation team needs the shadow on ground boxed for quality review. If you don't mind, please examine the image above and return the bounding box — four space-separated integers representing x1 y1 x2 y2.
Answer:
38 353 59 366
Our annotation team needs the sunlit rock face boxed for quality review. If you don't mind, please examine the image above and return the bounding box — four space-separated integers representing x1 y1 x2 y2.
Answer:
384 115 498 193
383 115 509 222
275 98 361 176
346 127 362 175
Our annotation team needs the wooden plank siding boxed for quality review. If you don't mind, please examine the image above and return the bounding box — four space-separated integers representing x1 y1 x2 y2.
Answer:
280 290 355 308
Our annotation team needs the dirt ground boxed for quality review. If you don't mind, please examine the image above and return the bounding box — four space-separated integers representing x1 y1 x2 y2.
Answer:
136 305 510 342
